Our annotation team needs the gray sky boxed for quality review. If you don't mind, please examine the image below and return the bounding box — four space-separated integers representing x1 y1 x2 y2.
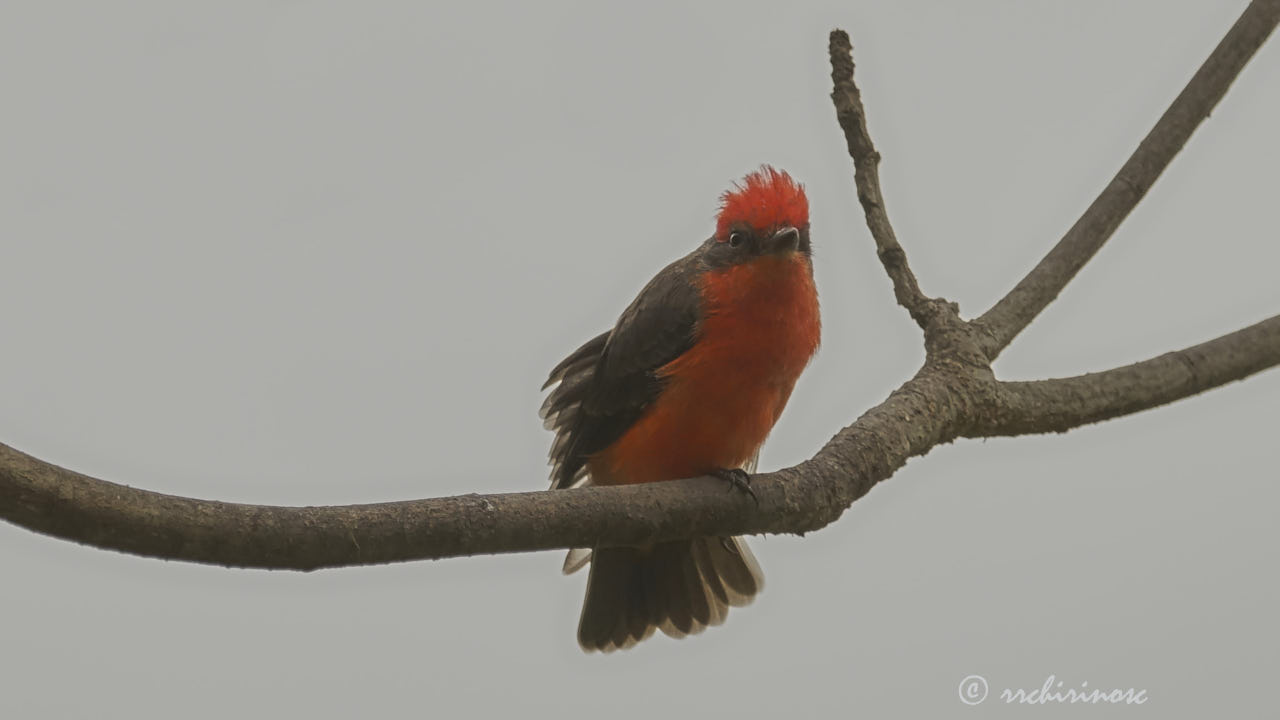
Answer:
2 1 1277 717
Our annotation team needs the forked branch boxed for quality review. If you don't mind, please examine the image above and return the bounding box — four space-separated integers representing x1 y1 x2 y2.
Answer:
1 4 1277 570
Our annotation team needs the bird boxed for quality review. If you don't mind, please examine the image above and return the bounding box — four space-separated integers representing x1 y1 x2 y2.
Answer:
540 166 821 651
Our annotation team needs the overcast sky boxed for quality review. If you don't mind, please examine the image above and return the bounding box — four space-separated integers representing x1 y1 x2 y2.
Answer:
2 1 1277 717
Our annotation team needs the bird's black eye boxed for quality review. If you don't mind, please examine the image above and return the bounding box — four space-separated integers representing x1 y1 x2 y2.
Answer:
728 231 746 248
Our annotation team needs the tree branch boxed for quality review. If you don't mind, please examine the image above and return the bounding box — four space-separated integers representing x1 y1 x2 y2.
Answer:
972 0 1280 360
0 365 963 570
829 29 935 329
974 315 1280 437
4 312 1276 569
1 11 1278 571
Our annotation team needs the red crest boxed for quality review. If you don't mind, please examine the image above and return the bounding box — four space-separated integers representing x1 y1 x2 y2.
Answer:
715 166 809 240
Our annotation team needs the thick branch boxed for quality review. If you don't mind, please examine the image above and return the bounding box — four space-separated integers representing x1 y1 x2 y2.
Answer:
974 314 1280 437
973 0 1280 360
0 367 964 570
829 29 933 328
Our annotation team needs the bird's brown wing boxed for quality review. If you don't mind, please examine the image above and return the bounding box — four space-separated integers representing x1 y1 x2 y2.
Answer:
540 251 704 490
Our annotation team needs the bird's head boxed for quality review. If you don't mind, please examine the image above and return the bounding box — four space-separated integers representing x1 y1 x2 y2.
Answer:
708 165 810 265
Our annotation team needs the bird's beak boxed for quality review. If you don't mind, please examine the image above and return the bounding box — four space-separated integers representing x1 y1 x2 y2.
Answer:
765 226 801 254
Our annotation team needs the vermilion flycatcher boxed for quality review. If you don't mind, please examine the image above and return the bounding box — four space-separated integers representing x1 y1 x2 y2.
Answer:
541 166 820 651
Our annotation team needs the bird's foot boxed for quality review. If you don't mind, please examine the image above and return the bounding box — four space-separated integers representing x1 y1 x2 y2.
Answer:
711 467 758 505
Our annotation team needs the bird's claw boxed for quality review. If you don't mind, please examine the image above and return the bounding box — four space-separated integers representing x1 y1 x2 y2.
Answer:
711 467 758 505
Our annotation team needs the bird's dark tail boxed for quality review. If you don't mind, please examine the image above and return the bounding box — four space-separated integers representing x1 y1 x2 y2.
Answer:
576 536 763 652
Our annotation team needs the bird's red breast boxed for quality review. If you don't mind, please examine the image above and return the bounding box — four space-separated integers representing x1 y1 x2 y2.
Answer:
589 250 820 485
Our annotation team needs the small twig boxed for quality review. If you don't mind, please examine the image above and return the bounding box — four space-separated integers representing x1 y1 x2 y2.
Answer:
973 0 1280 361
829 30 933 328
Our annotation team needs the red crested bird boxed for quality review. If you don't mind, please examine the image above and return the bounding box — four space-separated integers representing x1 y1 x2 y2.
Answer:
540 166 821 651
